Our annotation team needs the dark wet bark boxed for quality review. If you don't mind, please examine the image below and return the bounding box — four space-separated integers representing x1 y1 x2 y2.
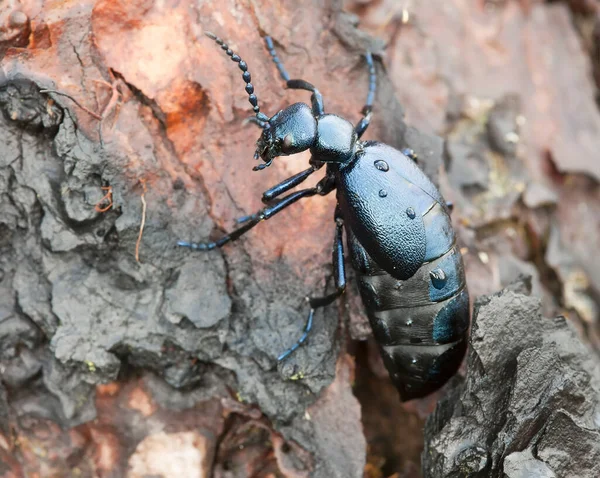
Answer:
423 278 600 477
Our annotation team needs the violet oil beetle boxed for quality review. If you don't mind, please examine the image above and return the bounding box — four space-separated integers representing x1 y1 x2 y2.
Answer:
178 32 470 401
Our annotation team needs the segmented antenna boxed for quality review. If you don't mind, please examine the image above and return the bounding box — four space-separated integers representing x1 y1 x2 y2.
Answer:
205 32 268 121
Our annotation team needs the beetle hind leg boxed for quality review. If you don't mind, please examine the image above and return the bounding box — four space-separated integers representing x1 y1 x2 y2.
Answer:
177 187 318 250
277 307 315 361
278 211 346 361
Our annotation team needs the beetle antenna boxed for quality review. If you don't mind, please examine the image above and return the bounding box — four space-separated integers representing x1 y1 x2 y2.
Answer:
205 32 269 123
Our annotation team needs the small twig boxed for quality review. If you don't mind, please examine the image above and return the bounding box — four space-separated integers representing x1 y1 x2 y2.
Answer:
135 180 147 263
92 71 125 143
92 72 123 121
40 71 125 147
94 186 113 213
39 89 103 120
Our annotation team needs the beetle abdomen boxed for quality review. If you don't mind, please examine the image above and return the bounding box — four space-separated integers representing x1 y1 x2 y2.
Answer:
346 212 469 401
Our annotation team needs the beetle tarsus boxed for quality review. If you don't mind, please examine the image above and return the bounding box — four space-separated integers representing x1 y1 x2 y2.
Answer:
177 240 217 250
278 308 314 361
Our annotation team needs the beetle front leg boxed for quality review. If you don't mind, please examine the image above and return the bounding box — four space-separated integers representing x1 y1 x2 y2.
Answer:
278 209 346 361
264 36 325 116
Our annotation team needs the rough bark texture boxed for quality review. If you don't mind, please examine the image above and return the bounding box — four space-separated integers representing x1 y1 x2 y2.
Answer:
422 278 600 477
0 0 599 477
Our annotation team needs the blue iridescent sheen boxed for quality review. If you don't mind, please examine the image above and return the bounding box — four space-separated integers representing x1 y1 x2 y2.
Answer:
433 289 470 343
428 247 464 302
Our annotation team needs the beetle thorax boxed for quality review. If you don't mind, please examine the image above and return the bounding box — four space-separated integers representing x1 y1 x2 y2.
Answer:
310 114 357 164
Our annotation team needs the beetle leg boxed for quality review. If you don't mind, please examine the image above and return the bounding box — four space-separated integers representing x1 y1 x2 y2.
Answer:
261 162 323 203
278 210 346 361
178 187 324 250
355 52 376 139
355 112 372 140
264 36 325 115
286 79 325 116
308 215 346 309
237 165 323 223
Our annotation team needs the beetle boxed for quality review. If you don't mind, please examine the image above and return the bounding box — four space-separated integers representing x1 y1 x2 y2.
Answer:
178 32 470 401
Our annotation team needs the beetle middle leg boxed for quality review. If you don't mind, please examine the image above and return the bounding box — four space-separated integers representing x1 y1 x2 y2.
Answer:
233 167 319 224
179 173 335 249
261 161 324 203
278 208 346 361
178 188 319 250
232 162 327 225
264 36 324 116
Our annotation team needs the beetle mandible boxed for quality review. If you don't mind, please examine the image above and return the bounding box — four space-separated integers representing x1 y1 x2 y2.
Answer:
178 32 470 401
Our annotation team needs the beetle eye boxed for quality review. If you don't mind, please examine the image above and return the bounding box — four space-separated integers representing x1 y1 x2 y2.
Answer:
282 134 294 153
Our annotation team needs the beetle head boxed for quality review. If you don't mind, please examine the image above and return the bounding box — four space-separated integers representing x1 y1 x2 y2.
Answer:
253 103 317 171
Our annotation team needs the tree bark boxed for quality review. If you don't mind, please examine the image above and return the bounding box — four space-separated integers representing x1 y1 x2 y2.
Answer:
1 0 599 477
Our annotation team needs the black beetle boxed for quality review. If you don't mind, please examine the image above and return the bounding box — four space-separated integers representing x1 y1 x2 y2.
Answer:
179 32 470 401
